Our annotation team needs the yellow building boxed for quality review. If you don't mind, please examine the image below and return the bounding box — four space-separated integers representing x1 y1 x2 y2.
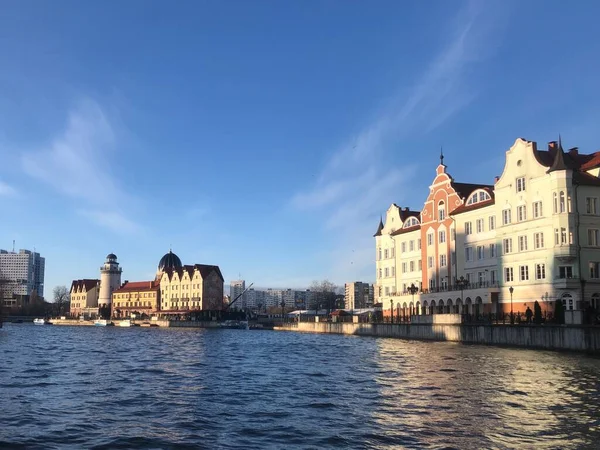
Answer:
69 279 100 318
112 280 160 318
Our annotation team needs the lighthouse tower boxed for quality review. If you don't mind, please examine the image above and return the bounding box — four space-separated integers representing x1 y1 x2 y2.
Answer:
99 253 122 308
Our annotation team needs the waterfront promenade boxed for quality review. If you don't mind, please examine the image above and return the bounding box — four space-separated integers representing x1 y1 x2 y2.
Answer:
274 320 600 354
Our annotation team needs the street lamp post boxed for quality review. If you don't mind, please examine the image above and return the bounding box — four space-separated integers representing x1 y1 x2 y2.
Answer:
457 276 467 315
543 292 549 320
408 283 419 320
390 298 394 324
509 286 514 324
280 299 285 323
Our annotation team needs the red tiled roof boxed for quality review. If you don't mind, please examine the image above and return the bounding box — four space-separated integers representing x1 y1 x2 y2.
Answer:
391 224 421 236
114 280 159 293
450 198 495 216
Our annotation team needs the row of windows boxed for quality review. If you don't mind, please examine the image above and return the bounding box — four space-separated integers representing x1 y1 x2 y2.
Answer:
114 292 156 299
166 283 202 290
114 301 153 307
465 217 496 235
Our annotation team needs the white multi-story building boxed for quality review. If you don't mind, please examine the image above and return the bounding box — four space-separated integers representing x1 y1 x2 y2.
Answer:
375 138 600 323
0 249 45 308
344 282 374 309
229 280 246 309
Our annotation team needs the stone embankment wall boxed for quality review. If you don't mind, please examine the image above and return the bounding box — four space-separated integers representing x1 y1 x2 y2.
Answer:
275 322 600 354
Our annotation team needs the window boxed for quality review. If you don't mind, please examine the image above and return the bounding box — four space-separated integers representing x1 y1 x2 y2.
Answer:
439 230 446 243
391 248 395 258
561 227 567 245
518 235 528 252
505 267 514 282
553 192 558 214
558 266 573 279
588 229 599 247
489 216 496 230
590 262 600 279
378 269 382 279
489 243 496 258
427 233 433 246
519 265 529 281
438 201 446 221
451 252 456 264
586 197 598 215
534 263 545 280
477 246 484 260
503 238 513 254
476 219 484 233
517 205 527 222
402 263 407 273
533 201 543 218
502 209 511 225
466 190 492 205
418 259 422 269
410 261 415 272
560 191 566 213
384 249 389 259
534 232 544 249
409 240 414 252
440 254 447 267
428 256 433 268
417 238 422 250
401 242 406 253
490 270 497 284
465 222 472 235
384 268 389 277
516 177 526 192
451 228 456 241
465 247 473 261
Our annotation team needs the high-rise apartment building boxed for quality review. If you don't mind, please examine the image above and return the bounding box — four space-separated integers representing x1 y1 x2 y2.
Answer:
345 282 374 309
0 249 45 308
375 138 600 323
229 280 246 309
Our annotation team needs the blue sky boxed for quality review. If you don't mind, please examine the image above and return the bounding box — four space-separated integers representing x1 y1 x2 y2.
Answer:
1 1 600 296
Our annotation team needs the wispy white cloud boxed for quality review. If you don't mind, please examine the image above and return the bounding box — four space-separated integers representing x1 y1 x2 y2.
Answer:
21 98 141 233
290 1 508 285
0 180 16 196
77 210 141 235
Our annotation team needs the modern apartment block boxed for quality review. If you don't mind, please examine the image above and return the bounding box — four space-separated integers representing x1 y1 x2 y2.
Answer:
375 138 600 323
229 280 246 309
0 249 45 308
344 282 374 309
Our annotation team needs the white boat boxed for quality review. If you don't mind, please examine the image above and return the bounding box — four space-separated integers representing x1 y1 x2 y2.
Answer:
118 319 131 327
94 319 109 327
33 318 46 325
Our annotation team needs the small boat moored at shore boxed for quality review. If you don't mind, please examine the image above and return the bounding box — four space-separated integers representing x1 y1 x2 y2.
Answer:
33 318 49 325
118 319 131 327
94 319 109 327
220 320 249 330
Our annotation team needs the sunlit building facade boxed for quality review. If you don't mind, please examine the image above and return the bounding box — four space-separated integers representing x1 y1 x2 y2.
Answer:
375 138 600 323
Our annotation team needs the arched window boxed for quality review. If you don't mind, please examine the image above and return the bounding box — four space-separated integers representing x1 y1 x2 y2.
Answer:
403 217 420 228
467 190 492 205
438 201 446 221
560 191 566 213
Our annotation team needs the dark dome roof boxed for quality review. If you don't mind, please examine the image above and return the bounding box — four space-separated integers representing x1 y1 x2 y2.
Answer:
158 250 182 271
106 253 117 260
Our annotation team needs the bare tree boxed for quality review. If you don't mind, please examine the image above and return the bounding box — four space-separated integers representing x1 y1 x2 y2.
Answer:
53 285 70 317
309 280 337 316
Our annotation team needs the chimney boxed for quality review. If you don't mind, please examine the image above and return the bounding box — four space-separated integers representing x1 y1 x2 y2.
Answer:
548 141 557 150
569 147 579 156
149 281 152 289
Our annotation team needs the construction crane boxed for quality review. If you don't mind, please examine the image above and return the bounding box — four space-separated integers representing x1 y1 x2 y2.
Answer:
224 283 254 311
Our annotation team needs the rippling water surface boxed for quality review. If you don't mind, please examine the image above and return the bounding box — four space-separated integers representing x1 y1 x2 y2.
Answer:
1 324 600 449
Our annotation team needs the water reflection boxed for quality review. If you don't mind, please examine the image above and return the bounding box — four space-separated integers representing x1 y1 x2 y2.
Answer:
1 325 599 448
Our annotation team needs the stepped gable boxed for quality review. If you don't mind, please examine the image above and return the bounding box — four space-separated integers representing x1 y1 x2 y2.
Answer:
71 279 100 292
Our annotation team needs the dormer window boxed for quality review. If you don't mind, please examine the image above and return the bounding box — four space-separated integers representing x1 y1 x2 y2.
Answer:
516 177 526 192
403 217 420 228
466 190 492 205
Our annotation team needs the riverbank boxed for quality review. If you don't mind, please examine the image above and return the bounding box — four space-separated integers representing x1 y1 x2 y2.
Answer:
49 319 221 328
274 322 600 354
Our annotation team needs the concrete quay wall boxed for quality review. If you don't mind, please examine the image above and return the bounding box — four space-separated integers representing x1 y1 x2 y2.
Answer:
275 322 600 354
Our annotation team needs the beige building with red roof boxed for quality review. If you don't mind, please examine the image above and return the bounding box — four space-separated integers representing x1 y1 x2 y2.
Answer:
112 280 160 319
376 138 600 324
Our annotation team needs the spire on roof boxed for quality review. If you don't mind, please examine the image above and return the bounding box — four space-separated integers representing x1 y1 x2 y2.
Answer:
440 146 444 165
373 216 384 237
547 134 573 173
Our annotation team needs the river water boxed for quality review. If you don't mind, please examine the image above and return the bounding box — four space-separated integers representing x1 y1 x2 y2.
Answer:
1 324 599 449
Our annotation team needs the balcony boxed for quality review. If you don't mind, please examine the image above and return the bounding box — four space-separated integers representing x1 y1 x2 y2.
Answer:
391 281 500 297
